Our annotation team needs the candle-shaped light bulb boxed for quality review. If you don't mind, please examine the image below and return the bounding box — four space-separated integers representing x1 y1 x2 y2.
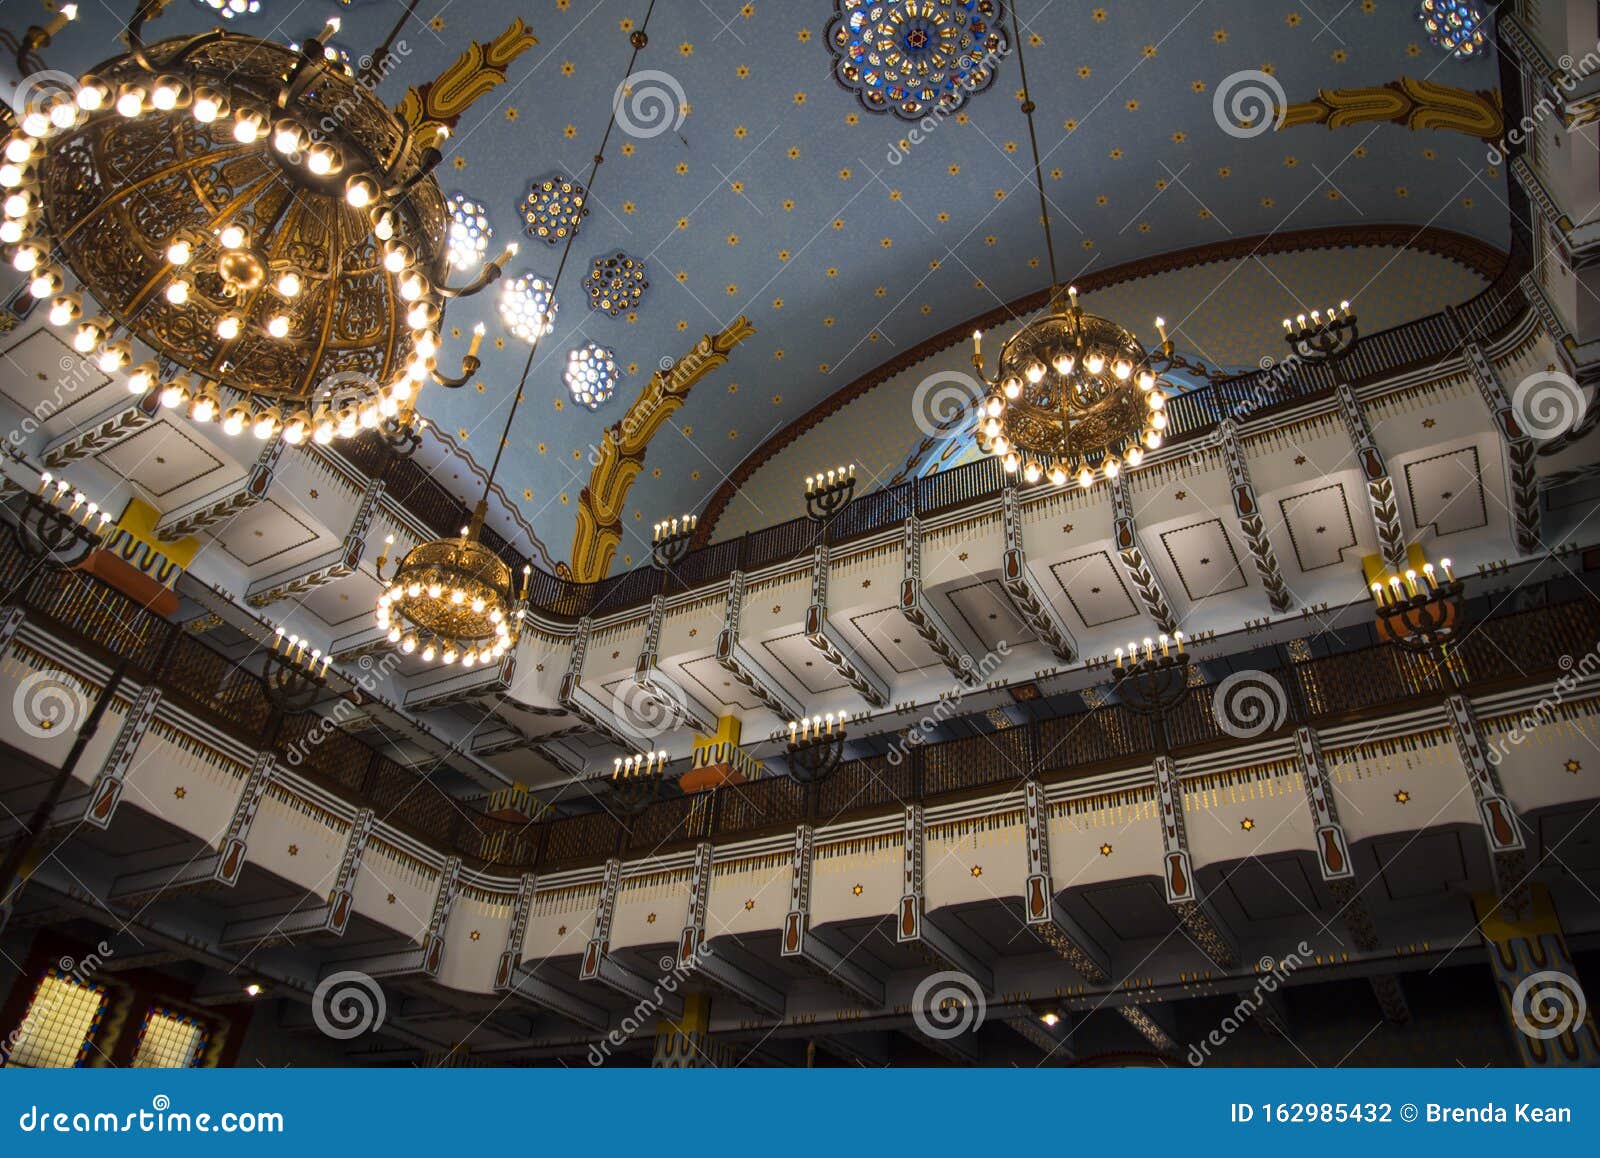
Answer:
1115 647 1123 668
36 471 50 494
1282 318 1293 333
805 475 814 494
1174 630 1184 653
1404 569 1418 597
467 322 485 358
1067 285 1078 308
848 464 856 478
1143 636 1153 661
1159 633 1169 657
972 330 982 359
1339 300 1350 316
1310 309 1321 326
1296 313 1307 330
1371 581 1385 605
1440 558 1454 582
789 721 797 743
1422 563 1437 591
1155 316 1168 344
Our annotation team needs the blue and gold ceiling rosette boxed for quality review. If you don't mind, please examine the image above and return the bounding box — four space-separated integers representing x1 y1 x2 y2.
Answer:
825 0 1008 121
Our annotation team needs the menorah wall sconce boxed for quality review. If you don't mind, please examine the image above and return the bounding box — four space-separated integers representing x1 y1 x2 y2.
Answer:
1370 554 1464 656
261 627 331 714
1112 633 1191 721
783 712 852 783
803 464 856 523
652 514 698 569
608 749 670 815
1283 301 1357 362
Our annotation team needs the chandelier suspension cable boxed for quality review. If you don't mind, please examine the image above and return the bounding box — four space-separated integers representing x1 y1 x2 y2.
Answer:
473 0 659 531
1010 0 1058 290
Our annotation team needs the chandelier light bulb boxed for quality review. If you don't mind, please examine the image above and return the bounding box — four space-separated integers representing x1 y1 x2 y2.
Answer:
1085 352 1105 374
1003 452 1020 473
1148 391 1165 410
306 145 339 176
1113 359 1132 380
1023 460 1042 483
253 407 281 439
4 138 32 163
0 166 22 191
48 99 78 130
159 377 189 408
1103 458 1120 478
1049 465 1068 487
165 238 192 265
20 111 50 138
1078 468 1094 489
1151 412 1168 431
1024 361 1046 385
192 90 225 123
4 190 34 218
150 79 181 112
125 361 157 394
383 246 409 273
72 320 104 354
985 396 1003 418
115 86 145 118
272 122 303 154
30 268 63 298
266 314 290 338
219 224 246 250
281 410 310 444
275 270 301 298
10 244 40 272
345 175 378 208
991 434 1009 456
1002 376 1022 400
0 219 24 244
1126 446 1144 467
96 340 131 372
190 389 218 423
1052 353 1074 376
48 293 81 326
1145 430 1162 449
165 279 190 305
233 109 264 143
221 404 247 435
216 315 241 340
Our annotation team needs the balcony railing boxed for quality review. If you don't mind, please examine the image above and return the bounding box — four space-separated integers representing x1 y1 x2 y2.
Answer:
328 251 1529 625
4 540 1592 877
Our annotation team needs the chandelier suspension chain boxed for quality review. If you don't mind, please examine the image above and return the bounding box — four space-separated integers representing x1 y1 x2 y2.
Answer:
478 0 660 513
1010 0 1058 291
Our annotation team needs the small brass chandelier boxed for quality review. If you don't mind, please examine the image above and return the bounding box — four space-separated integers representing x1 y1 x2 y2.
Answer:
1 2 514 446
970 1 1175 490
374 13 657 668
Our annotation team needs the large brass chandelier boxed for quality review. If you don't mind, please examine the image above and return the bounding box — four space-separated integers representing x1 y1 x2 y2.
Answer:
973 286 1172 487
2 2 511 446
376 14 660 668
969 1 1173 490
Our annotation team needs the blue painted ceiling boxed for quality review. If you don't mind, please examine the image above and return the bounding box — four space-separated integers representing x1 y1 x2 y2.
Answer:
35 0 1507 572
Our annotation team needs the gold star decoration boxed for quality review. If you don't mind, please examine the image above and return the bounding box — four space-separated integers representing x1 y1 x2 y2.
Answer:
287 844 298 856
173 786 186 799
557 925 567 935
386 893 396 904
852 883 864 896
470 931 480 941
1099 843 1113 857
647 913 657 923
744 899 755 911
970 866 983 877
1564 759 1582 774
1394 790 1411 804
1240 818 1255 831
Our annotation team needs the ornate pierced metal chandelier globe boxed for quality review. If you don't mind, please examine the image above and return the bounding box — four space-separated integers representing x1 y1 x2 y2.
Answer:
1 15 479 446
974 286 1173 489
377 512 531 667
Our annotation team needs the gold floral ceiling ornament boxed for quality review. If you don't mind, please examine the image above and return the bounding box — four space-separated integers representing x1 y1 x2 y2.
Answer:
969 1 1175 490
2 2 529 446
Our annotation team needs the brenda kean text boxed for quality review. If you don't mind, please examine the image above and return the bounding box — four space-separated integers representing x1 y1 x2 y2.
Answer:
1230 1103 1574 1125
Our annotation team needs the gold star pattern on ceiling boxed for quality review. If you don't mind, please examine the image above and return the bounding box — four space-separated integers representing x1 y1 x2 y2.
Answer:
1564 759 1581 773
1395 790 1411 804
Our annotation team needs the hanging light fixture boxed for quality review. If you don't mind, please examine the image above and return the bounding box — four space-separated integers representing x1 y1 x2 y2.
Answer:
376 14 658 667
970 2 1180 490
2 5 517 443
